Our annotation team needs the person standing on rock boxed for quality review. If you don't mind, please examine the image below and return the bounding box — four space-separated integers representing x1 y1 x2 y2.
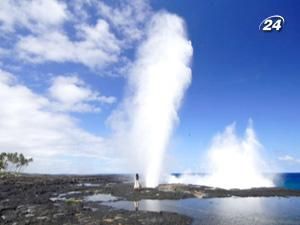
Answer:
134 173 141 190
134 201 139 211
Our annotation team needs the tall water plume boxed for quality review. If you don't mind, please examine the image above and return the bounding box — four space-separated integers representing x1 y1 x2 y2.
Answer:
110 12 193 187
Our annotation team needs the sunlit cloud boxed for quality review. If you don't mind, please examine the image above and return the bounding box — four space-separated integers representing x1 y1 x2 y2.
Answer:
48 75 115 113
278 155 300 164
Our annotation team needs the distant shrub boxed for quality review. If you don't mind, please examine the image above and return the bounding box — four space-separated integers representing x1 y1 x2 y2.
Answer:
0 152 33 174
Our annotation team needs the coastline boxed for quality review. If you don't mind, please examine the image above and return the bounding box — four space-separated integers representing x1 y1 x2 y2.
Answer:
1 174 300 225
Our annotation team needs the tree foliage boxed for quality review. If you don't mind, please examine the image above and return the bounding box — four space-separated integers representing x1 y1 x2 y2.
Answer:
0 152 33 173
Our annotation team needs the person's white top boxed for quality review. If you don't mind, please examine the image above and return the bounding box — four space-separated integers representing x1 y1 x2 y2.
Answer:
134 179 141 189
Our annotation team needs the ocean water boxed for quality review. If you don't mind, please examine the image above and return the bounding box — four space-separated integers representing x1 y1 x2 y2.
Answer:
274 173 300 190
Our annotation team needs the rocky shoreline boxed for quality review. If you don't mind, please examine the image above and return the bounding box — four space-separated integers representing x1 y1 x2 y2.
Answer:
1 174 300 225
0 175 192 225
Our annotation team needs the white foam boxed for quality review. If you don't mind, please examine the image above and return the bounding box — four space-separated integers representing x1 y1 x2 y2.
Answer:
168 121 274 189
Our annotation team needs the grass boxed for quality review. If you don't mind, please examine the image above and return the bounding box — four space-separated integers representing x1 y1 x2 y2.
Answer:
65 198 82 205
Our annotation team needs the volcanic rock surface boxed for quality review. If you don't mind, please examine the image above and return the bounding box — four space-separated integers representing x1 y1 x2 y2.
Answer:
1 174 300 225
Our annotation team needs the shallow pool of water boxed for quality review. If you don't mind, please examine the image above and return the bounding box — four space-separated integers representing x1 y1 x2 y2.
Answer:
50 191 82 202
103 197 300 225
76 183 101 187
84 193 120 202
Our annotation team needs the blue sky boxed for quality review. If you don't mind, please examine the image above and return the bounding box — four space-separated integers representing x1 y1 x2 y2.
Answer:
152 0 300 172
0 0 299 173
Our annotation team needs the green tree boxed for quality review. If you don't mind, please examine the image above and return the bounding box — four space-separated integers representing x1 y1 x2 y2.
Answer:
17 153 33 173
0 152 33 174
0 153 8 171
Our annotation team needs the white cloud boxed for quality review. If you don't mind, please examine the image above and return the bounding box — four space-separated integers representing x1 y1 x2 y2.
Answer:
97 0 151 41
16 20 121 69
0 68 15 83
0 0 151 70
0 69 116 173
0 0 68 33
48 75 115 113
278 155 300 163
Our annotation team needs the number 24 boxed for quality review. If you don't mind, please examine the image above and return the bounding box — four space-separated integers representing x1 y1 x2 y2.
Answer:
262 19 282 31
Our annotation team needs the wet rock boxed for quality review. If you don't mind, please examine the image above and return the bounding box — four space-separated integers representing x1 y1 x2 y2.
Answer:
36 216 49 220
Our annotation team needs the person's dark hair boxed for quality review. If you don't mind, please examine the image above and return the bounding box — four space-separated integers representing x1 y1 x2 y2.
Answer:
136 173 139 180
